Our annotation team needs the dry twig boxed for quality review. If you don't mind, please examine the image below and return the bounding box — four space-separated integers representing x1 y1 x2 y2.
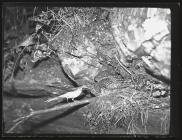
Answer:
114 54 132 75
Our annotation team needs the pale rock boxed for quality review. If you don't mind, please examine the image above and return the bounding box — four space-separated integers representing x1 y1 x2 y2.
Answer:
147 8 158 18
161 90 166 96
142 17 168 40
161 68 170 80
62 58 85 75
143 41 155 54
152 91 161 97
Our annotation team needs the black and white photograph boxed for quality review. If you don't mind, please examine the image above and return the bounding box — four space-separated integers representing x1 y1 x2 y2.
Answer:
2 4 174 136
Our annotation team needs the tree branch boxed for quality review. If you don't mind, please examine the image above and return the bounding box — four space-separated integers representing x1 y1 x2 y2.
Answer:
6 97 97 133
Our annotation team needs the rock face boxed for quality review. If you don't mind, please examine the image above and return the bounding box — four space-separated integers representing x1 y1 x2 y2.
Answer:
52 19 123 85
47 8 171 85
110 8 171 82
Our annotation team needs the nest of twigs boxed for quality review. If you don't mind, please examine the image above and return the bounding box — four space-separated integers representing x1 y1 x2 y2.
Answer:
82 86 170 134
